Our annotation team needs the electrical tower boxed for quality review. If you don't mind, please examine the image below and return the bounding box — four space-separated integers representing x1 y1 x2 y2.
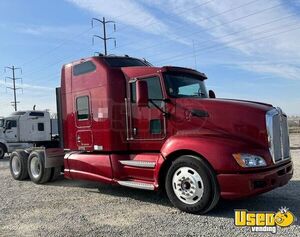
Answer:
92 17 116 55
4 66 23 111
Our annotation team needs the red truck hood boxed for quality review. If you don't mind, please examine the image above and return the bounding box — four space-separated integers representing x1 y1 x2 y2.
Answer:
174 98 273 148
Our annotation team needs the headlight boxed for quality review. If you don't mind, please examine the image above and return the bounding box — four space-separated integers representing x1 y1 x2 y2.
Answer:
233 153 267 168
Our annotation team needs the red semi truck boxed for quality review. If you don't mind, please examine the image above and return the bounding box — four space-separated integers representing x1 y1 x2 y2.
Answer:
9 55 293 213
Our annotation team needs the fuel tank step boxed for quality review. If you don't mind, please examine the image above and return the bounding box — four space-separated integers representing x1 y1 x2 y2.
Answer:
119 160 156 168
117 180 155 190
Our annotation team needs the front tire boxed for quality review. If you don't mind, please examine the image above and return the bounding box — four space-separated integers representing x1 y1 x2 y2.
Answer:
0 143 6 159
28 151 51 184
165 155 219 214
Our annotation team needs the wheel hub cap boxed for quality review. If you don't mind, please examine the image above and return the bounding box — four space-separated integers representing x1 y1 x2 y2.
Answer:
30 157 41 179
11 156 21 176
172 167 204 205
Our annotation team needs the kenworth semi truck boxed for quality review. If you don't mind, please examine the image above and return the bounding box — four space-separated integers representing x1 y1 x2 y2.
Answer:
9 55 293 214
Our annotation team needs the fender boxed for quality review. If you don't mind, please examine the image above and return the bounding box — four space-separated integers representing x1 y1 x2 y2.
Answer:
0 139 8 147
160 135 272 173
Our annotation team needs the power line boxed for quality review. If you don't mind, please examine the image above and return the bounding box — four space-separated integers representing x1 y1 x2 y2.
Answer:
25 10 293 85
111 0 273 51
23 43 91 79
23 17 117 78
114 0 283 55
154 22 300 65
21 0 214 66
21 0 274 79
17 0 286 84
21 27 93 67
18 0 263 79
147 11 298 64
115 0 215 34
4 66 23 111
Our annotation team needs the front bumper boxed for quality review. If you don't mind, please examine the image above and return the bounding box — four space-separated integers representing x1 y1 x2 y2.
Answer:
217 160 293 199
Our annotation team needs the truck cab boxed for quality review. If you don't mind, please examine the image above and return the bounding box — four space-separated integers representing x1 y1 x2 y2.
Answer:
0 110 52 158
9 55 293 214
59 55 292 213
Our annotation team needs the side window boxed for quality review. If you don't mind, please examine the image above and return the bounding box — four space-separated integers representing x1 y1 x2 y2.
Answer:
10 120 17 127
130 77 163 106
38 123 44 131
6 120 17 129
76 96 90 120
130 82 136 103
73 61 96 76
144 77 163 107
29 112 44 117
144 77 163 101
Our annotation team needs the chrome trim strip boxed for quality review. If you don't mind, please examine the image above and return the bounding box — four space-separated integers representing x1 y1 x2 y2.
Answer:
119 160 156 168
125 98 129 141
266 108 278 163
117 181 155 190
265 107 291 164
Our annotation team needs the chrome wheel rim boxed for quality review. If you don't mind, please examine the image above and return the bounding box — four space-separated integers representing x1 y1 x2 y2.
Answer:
172 167 204 205
30 156 41 179
11 155 21 176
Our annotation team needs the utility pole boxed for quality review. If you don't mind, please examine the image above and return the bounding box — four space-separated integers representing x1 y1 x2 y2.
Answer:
92 17 116 55
4 66 22 111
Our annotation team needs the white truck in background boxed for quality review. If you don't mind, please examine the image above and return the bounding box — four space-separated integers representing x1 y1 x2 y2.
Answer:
0 110 58 159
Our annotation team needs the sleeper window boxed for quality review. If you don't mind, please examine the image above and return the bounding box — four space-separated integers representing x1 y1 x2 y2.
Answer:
76 96 90 120
38 123 44 131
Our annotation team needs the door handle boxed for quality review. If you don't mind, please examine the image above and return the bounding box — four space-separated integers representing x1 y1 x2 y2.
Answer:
133 128 137 136
77 135 81 143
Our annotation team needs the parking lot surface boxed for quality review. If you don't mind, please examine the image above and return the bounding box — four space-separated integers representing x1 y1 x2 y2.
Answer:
0 135 299 237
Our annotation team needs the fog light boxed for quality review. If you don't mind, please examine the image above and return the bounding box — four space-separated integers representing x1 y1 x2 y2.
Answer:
233 153 267 168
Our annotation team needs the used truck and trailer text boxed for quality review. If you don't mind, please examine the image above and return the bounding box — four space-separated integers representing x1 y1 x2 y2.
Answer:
9 55 293 214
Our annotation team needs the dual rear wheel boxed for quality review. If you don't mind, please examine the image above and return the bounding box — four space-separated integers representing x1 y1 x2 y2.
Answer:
10 150 61 183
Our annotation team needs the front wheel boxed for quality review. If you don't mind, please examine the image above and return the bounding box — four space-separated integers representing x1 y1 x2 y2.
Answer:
0 143 6 159
165 155 220 214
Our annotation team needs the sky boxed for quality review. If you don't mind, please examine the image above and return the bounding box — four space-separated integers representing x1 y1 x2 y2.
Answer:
0 0 300 116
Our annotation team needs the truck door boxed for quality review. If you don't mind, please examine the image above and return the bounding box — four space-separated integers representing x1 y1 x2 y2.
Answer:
4 120 18 142
74 95 93 150
128 76 166 150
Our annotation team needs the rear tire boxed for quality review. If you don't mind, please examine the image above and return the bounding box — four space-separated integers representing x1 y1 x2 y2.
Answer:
0 143 6 159
165 155 220 214
28 151 51 184
9 150 29 180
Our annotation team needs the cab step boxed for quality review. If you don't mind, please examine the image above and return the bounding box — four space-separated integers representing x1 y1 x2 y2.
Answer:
117 180 155 190
119 160 156 168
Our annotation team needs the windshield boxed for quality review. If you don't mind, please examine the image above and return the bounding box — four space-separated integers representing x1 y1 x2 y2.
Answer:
0 119 4 127
164 72 208 98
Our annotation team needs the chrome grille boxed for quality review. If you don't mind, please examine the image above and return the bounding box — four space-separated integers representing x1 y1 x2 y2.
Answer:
266 108 290 163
